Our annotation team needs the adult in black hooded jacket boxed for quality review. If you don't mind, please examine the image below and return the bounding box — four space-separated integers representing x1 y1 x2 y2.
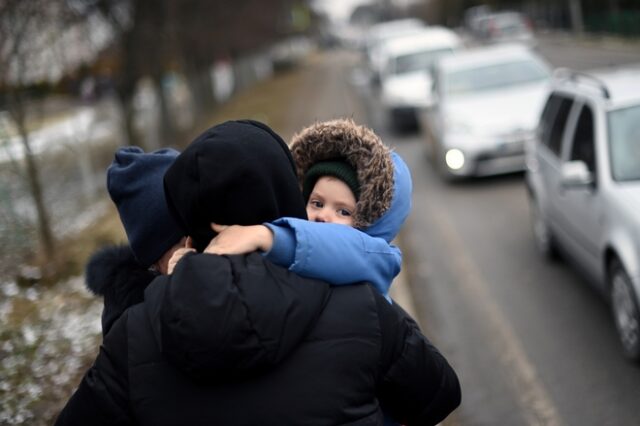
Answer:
55 120 461 426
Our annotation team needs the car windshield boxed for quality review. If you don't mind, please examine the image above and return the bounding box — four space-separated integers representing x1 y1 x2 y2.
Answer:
443 59 549 96
608 104 640 182
492 15 528 35
392 47 454 75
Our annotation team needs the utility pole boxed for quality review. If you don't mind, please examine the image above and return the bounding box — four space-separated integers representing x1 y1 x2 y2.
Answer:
569 0 584 35
380 0 393 20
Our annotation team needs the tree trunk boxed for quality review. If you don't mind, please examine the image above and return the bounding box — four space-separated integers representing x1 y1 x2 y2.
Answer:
569 0 584 35
17 121 55 262
116 90 140 148
185 69 205 124
152 75 175 149
198 69 216 112
609 0 620 14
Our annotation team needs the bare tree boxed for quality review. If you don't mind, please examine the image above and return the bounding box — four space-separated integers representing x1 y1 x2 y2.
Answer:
169 0 295 123
82 0 306 147
0 0 70 263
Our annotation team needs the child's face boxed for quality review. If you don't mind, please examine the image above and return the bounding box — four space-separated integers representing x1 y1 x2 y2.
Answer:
306 176 356 227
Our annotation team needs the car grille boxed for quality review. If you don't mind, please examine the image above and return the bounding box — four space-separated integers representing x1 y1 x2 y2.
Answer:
477 140 525 161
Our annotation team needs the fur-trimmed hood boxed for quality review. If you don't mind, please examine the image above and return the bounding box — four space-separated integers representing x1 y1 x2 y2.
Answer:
290 118 412 241
86 244 158 336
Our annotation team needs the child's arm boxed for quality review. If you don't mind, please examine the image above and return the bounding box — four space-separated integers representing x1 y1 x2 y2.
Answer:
207 218 401 299
266 218 401 298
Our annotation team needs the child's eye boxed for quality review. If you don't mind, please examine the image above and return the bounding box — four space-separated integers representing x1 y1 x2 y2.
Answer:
309 200 323 208
338 209 352 217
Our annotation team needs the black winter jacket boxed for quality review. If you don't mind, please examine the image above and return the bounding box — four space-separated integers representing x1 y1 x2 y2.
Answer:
85 245 158 336
57 252 461 426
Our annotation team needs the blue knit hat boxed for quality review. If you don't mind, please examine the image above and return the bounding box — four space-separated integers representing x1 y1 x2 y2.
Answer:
107 146 183 268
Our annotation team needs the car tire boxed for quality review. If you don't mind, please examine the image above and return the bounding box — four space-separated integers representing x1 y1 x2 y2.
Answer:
529 195 558 259
609 259 640 361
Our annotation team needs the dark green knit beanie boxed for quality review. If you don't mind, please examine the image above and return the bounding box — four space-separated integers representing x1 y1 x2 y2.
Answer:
302 159 360 202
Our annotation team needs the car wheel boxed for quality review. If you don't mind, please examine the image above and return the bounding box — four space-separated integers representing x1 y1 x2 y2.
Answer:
529 196 557 259
610 259 640 361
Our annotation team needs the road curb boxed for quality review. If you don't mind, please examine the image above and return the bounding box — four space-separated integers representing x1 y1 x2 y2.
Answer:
389 236 420 325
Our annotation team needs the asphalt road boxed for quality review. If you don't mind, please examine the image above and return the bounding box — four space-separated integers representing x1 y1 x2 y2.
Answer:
344 34 640 425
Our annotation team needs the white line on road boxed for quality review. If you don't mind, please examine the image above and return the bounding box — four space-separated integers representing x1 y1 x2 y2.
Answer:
430 201 563 426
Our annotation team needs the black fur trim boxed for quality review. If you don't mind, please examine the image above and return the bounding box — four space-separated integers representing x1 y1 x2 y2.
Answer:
85 244 142 295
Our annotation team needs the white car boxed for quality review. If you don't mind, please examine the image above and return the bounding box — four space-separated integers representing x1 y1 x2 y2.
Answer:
526 66 640 361
377 27 462 130
363 18 426 83
424 43 551 178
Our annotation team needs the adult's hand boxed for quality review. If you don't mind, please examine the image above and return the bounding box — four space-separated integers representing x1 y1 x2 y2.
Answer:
167 237 195 274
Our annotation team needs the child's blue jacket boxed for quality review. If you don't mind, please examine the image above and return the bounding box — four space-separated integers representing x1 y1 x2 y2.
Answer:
264 152 412 300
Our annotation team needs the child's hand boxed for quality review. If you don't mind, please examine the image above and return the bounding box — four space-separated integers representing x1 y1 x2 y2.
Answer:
167 237 195 274
204 223 274 255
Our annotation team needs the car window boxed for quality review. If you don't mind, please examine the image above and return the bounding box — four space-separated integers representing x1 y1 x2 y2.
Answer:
391 47 454 75
539 94 574 157
442 58 549 96
569 104 596 174
493 14 528 35
609 104 640 182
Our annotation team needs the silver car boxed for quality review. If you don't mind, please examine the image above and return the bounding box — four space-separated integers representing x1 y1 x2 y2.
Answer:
424 44 551 179
526 66 640 361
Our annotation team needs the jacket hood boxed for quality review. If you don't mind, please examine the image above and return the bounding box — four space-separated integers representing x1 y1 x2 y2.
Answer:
290 118 394 229
85 244 157 335
290 119 412 241
366 152 412 242
164 120 307 252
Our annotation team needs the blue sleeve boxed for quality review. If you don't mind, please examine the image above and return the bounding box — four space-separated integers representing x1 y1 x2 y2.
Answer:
263 223 296 267
264 218 401 300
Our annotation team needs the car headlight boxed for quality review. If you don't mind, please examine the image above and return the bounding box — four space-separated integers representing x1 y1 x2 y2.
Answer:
445 148 465 170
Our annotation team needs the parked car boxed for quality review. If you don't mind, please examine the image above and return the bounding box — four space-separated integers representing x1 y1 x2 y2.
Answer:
463 5 491 37
363 18 426 84
376 27 462 130
475 11 535 47
525 66 640 361
424 43 551 178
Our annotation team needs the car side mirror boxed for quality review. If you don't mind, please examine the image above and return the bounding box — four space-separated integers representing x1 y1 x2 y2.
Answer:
560 160 594 189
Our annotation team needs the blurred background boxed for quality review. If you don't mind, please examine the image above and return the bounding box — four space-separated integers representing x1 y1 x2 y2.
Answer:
1 0 640 424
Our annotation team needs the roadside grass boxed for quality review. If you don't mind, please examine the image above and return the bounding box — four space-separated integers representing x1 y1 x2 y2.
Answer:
204 56 318 142
0 201 125 425
45 203 126 280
